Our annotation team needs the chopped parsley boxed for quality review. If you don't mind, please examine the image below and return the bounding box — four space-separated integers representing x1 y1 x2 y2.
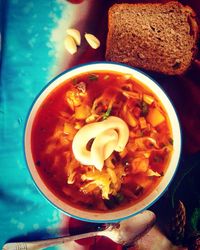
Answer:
72 78 78 85
115 193 124 203
140 101 149 116
88 74 99 81
102 107 112 120
169 137 174 145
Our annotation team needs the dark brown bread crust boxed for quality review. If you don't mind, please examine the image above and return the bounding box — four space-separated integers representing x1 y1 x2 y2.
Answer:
106 1 199 75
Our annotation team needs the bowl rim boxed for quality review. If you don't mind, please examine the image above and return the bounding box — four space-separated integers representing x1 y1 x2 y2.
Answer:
24 61 182 223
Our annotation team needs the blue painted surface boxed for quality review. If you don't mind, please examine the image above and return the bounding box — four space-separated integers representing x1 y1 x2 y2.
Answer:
0 0 70 247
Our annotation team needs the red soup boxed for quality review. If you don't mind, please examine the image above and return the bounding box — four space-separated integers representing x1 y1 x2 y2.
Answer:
31 71 173 211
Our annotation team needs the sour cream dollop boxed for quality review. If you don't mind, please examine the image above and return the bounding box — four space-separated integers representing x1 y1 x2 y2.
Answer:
72 116 129 171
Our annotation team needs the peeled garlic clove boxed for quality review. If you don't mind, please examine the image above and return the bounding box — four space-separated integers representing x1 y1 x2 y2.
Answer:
85 33 100 49
67 28 81 46
72 116 129 170
64 35 77 55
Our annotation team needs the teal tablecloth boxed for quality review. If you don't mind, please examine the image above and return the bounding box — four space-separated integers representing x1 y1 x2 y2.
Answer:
0 0 72 247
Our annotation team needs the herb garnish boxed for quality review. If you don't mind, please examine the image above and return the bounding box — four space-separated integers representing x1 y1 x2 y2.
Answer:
102 107 112 120
169 137 174 145
115 193 124 203
72 78 78 85
88 74 99 81
191 207 200 231
140 101 149 116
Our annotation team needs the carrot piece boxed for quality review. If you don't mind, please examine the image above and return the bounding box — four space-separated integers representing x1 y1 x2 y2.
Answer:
126 111 137 127
132 158 149 174
147 108 165 127
64 123 76 140
74 105 91 120
143 94 154 105
139 117 147 129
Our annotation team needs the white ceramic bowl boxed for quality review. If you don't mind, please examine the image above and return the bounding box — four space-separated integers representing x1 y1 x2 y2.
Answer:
24 62 181 223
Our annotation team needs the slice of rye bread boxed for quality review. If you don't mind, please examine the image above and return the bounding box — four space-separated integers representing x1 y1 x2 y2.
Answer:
106 1 199 75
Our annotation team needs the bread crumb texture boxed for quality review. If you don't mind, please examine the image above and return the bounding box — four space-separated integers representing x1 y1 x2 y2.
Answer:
106 2 198 75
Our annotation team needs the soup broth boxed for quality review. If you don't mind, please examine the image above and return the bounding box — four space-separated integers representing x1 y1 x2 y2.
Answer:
31 71 173 211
